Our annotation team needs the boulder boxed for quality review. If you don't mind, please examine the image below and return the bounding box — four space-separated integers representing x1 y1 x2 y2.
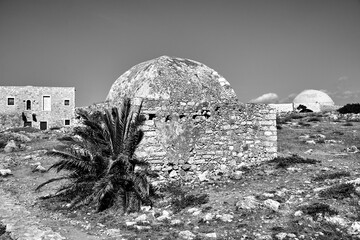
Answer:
0 169 12 176
235 196 259 210
4 140 18 153
179 230 196 240
263 199 281 211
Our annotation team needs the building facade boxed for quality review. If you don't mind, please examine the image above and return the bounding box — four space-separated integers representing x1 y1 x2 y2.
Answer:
0 86 75 131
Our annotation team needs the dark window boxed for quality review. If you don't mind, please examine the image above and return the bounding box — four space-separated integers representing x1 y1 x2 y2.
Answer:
7 98 14 105
64 100 70 105
26 100 31 110
65 119 70 125
40 121 47 130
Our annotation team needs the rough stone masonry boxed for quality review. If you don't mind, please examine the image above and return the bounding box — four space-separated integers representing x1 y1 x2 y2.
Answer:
86 56 277 181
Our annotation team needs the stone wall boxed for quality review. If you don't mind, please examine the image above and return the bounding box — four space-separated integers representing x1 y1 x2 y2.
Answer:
0 86 75 131
269 103 294 113
84 99 277 181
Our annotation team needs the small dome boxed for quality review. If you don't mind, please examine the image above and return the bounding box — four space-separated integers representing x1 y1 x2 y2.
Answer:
293 89 334 105
106 56 237 103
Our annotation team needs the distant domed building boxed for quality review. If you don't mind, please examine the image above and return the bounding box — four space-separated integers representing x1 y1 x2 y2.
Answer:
293 89 335 112
106 55 237 103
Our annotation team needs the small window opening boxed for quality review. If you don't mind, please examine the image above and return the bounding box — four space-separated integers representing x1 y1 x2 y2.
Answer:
148 114 156 120
7 98 14 105
65 119 70 125
32 113 37 122
26 100 31 110
64 100 70 105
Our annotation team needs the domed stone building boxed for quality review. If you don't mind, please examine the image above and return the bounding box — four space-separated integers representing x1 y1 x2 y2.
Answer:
89 56 277 181
106 55 237 103
293 89 335 112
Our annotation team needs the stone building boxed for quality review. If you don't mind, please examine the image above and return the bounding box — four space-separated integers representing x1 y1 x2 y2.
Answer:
88 56 277 180
0 86 75 131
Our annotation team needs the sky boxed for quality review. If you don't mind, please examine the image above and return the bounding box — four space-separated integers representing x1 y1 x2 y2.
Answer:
0 0 359 107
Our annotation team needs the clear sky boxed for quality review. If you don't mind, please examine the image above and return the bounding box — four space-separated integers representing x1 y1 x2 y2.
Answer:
0 0 359 106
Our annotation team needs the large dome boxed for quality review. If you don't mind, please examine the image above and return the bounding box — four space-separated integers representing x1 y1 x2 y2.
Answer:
293 89 334 105
106 56 237 103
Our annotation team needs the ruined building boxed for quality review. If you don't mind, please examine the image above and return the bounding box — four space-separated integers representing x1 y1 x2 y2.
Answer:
0 86 75 131
89 56 277 180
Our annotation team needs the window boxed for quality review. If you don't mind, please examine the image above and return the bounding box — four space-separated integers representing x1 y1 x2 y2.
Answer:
43 96 51 111
64 100 70 106
40 121 47 130
7 98 14 105
26 100 31 110
65 119 70 126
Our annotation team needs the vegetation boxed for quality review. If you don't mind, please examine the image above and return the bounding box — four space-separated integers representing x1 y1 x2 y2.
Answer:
338 103 360 114
313 171 351 182
269 154 319 168
298 202 338 220
163 182 209 213
36 98 156 213
319 183 358 199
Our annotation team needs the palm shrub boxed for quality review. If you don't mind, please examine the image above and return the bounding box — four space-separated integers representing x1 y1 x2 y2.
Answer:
36 98 154 213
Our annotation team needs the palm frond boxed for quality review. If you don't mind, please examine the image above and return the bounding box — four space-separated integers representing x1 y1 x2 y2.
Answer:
35 176 69 191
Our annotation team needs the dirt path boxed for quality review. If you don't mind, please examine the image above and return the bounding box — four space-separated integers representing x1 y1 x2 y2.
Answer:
0 188 106 240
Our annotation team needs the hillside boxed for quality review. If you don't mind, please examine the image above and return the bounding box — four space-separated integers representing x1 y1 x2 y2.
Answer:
1 112 360 240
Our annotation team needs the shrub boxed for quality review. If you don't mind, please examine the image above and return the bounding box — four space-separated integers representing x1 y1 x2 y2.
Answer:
338 103 360 114
162 182 209 213
319 183 357 199
313 171 351 182
269 154 319 168
307 117 321 122
298 202 338 220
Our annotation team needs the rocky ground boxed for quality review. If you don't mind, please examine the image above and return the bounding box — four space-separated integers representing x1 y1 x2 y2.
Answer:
1 112 360 239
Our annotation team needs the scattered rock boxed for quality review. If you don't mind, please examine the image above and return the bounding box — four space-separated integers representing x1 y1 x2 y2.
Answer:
263 199 281 211
203 232 217 238
198 171 209 182
179 230 196 240
187 207 199 214
0 169 12 177
294 210 303 217
125 221 136 227
32 164 47 173
157 210 172 221
135 225 151 230
230 170 243 180
135 214 147 222
346 146 359 153
169 170 178 178
216 213 233 222
325 216 348 227
105 228 121 236
304 149 313 154
235 196 259 210
348 221 360 235
170 219 182 225
275 232 288 240
4 140 18 153
305 140 316 145
202 212 214 222
299 135 310 140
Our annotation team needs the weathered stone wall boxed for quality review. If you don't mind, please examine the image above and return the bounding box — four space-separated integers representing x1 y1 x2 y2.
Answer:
0 86 75 131
269 103 294 113
83 99 277 181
